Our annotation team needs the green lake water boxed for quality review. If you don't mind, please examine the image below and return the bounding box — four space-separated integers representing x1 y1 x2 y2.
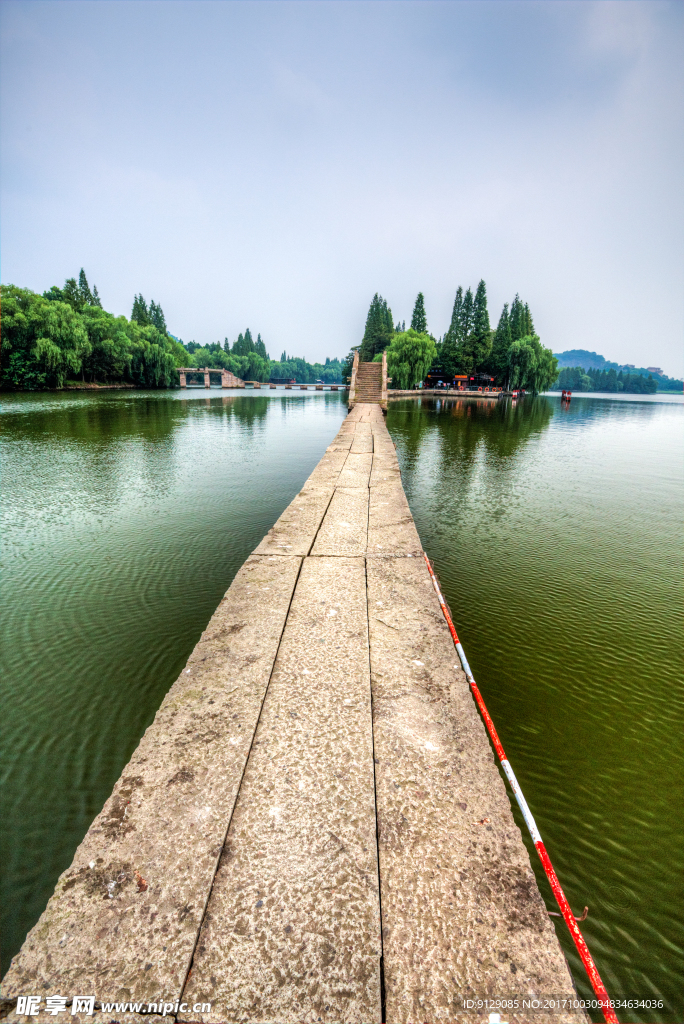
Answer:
1 388 682 1021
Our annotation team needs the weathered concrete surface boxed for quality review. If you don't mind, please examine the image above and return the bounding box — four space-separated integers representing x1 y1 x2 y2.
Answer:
367 556 586 1024
180 557 381 1023
254 484 334 556
367 483 423 556
349 432 373 454
311 487 369 557
336 452 372 489
1 554 302 1005
4 403 587 1024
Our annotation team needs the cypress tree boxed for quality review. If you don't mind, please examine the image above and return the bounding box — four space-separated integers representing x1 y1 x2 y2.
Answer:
78 269 93 305
440 287 464 375
91 285 102 308
244 328 254 351
148 300 167 334
131 294 149 325
410 292 427 334
488 303 512 381
523 302 535 337
62 278 83 310
280 350 287 362
360 293 393 360
255 333 268 359
383 301 394 338
509 294 524 341
467 279 491 372
445 287 463 346
460 288 474 339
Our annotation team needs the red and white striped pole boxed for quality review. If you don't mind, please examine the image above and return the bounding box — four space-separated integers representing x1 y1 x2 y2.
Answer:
423 553 619 1024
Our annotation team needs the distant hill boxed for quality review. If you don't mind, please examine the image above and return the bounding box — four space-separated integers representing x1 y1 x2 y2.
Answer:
552 349 682 392
553 349 619 371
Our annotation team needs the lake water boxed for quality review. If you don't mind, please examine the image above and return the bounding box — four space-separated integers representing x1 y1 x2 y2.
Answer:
1 388 682 1021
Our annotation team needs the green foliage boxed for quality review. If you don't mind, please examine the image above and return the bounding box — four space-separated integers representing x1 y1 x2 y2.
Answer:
507 335 558 394
386 330 437 390
131 294 149 325
552 366 658 394
440 281 492 375
341 350 356 385
461 279 491 372
509 294 526 342
443 287 463 347
488 302 512 380
183 338 345 385
460 288 474 339
2 282 181 390
410 292 427 334
148 300 167 334
78 269 93 306
1 285 91 388
360 294 394 360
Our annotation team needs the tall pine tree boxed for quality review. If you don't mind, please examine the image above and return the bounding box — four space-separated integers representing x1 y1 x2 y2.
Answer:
487 303 512 381
441 287 463 374
444 287 463 346
78 269 93 305
410 292 427 334
131 294 149 325
453 279 491 373
469 279 491 368
459 288 474 340
509 294 525 341
148 300 167 334
360 293 394 360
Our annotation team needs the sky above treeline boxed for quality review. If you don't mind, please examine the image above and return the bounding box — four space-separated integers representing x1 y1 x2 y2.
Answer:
1 1 682 375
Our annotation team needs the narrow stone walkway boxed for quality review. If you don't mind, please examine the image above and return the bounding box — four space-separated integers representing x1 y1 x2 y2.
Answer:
3 405 587 1024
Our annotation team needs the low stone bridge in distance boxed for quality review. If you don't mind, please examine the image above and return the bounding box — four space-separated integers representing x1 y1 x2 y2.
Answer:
178 368 245 389
178 369 345 391
2 394 588 1023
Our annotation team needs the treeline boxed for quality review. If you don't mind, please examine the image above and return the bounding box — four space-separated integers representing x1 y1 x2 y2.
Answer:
181 331 344 384
355 286 558 393
551 366 658 394
1 272 345 390
2 274 185 390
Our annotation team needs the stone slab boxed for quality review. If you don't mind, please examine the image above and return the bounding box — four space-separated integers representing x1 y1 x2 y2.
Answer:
254 485 334 556
180 557 382 1024
311 487 370 557
366 557 587 1023
326 436 353 451
1 555 302 1005
369 462 402 488
336 453 372 490
349 433 373 454
304 449 349 487
367 484 423 556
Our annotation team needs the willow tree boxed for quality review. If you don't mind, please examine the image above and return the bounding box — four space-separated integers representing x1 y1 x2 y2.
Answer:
386 329 437 389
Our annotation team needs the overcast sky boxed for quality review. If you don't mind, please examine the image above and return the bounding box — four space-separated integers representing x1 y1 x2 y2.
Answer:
1 0 682 373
